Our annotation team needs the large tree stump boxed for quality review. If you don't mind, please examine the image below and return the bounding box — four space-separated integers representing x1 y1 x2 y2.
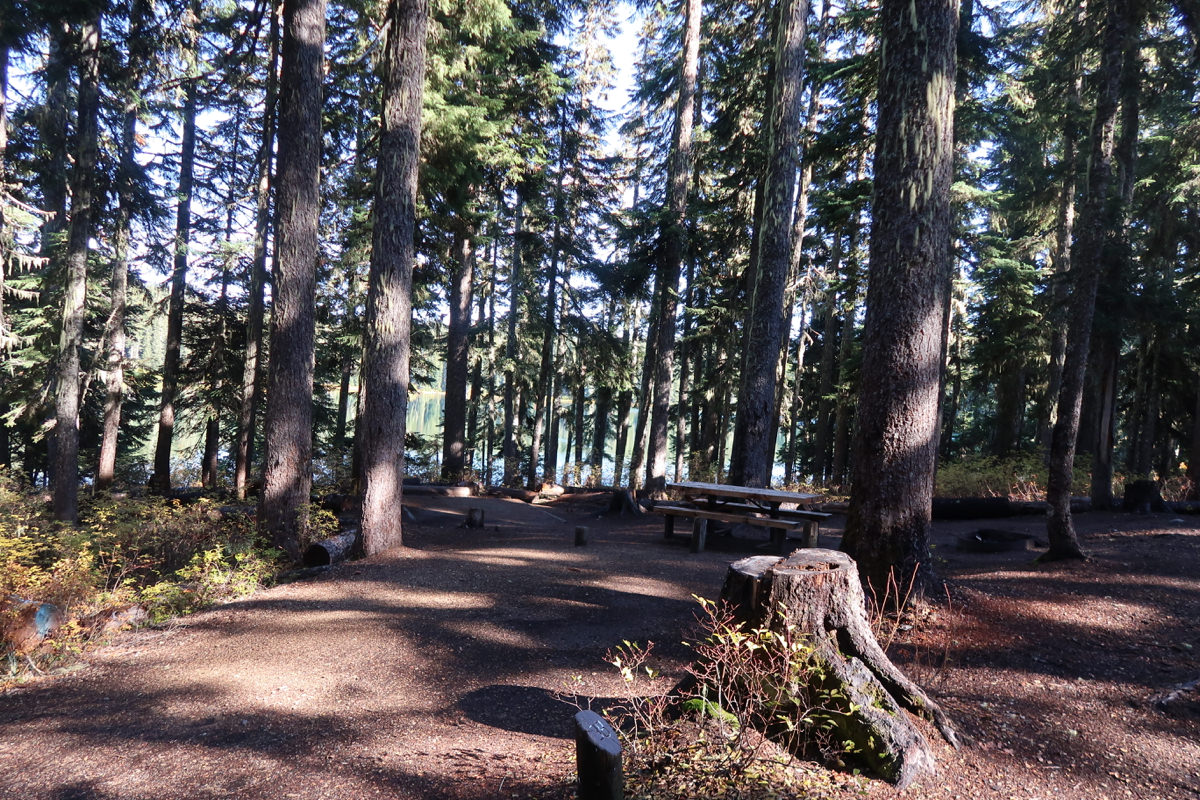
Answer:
718 549 958 788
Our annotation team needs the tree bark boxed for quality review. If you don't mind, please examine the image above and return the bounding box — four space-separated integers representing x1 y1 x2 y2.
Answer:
728 0 808 488
152 8 200 495
97 0 151 490
501 197 524 486
645 0 701 493
442 222 475 480
52 10 101 522
259 0 327 559
841 0 957 598
358 0 427 555
235 4 280 501
1045 0 1130 561
811 242 842 484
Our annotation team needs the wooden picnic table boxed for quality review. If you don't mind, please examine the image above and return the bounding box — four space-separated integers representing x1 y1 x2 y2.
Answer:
665 480 822 509
654 481 828 554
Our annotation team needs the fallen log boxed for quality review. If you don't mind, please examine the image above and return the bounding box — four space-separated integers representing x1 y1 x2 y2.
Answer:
717 550 958 789
302 530 358 567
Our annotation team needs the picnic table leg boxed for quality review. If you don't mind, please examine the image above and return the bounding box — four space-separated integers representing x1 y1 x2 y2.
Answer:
664 515 675 539
803 520 820 548
771 529 788 555
690 518 708 553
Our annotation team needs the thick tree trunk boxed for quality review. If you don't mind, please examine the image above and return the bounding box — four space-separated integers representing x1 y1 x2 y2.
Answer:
153 30 199 495
442 223 475 480
52 12 101 522
729 0 808 488
717 550 957 788
645 0 701 493
841 0 957 598
359 0 427 555
259 0 327 559
1046 0 1130 561
235 6 280 501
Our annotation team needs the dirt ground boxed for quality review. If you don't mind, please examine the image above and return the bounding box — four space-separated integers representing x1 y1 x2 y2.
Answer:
0 492 1197 800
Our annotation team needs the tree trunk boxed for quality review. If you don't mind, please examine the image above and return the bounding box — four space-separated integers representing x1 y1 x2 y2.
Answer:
645 0 701 493
811 244 841 484
1188 376 1200 501
259 0 327 559
52 11 101 522
152 15 200 495
97 0 150 490
728 0 808 488
528 143 565 488
1040 62 1083 453
716 550 957 787
1046 0 1131 561
501 198 524 486
442 222 475 480
628 295 658 491
841 0 957 598
359 0 427 555
235 4 280 501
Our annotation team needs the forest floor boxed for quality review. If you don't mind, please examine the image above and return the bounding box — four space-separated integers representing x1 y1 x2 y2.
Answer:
0 492 1197 800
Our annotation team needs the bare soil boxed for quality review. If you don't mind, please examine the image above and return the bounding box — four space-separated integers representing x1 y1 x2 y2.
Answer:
1 492 1197 799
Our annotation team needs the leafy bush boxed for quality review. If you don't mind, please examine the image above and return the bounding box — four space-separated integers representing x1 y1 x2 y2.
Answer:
934 452 1090 500
0 467 283 677
597 598 862 799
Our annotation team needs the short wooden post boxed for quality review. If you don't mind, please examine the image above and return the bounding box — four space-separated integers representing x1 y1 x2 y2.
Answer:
663 515 675 539
575 526 588 546
466 508 485 528
803 520 819 548
574 710 622 800
690 518 708 553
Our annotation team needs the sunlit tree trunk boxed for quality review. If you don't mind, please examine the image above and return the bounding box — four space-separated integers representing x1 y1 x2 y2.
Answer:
259 0 327 558
728 0 808 487
840 0 957 598
52 10 101 522
235 5 279 500
97 0 150 490
442 221 475 480
501 197 525 485
359 0 427 554
645 0 701 493
152 3 200 495
1045 0 1131 560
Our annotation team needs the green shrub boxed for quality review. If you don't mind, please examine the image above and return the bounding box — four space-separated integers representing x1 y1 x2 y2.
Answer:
0 468 283 678
934 452 1090 499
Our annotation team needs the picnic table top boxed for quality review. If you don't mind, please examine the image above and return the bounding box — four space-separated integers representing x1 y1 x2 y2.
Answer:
665 481 822 506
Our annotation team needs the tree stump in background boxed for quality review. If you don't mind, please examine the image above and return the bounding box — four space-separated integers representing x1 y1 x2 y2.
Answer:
718 550 959 788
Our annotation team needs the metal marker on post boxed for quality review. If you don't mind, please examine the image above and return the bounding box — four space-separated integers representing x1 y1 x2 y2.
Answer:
573 709 622 800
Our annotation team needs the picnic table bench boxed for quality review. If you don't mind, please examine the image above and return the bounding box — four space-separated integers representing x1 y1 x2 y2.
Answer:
652 481 830 554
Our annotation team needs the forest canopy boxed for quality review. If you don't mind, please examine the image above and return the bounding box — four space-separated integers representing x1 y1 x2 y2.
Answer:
1 0 1198 562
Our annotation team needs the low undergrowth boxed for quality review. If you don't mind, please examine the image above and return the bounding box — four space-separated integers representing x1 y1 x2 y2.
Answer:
589 598 867 800
0 468 282 683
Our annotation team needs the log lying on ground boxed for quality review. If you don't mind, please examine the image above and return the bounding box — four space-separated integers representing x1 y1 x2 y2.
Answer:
302 530 359 567
719 550 958 788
